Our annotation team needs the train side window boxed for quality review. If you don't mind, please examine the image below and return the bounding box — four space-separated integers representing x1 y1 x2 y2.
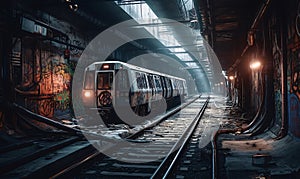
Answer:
141 74 148 89
147 75 154 89
84 71 95 90
160 76 165 89
180 81 184 93
154 76 161 88
97 72 113 89
169 79 174 90
173 79 177 89
136 72 143 89
166 78 171 88
177 80 180 90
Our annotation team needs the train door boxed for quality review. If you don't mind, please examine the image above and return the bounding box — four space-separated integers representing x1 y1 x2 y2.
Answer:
96 71 114 108
165 77 172 99
147 74 155 100
142 73 151 104
154 75 162 100
115 69 129 108
130 71 148 115
141 73 150 114
160 76 167 98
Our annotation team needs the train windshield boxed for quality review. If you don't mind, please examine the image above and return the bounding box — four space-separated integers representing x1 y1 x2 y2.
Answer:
97 72 113 90
84 71 94 90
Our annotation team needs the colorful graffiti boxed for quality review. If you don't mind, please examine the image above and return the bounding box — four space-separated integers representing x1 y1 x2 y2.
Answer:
21 46 77 119
26 96 54 118
286 0 300 138
288 52 300 137
54 90 71 111
40 53 74 116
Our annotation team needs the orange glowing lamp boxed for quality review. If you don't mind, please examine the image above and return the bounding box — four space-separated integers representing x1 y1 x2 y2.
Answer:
250 61 261 70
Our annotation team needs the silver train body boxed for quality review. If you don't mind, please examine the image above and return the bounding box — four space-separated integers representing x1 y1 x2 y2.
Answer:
82 61 188 124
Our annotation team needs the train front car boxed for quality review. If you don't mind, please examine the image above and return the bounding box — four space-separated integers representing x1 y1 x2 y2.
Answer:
96 63 115 120
81 62 116 124
82 61 187 126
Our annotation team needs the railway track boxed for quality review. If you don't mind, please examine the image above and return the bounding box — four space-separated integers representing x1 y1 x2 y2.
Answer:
0 95 209 179
55 95 209 178
0 135 99 179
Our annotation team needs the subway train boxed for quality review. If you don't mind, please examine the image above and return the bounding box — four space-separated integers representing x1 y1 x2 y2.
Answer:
81 61 188 125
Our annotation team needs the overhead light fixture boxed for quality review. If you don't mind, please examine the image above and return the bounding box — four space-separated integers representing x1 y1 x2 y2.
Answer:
250 60 261 70
229 76 234 80
65 0 78 11
69 4 78 11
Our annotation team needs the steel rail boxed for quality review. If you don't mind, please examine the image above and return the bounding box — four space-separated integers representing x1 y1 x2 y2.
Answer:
50 95 203 178
0 136 81 175
151 96 210 179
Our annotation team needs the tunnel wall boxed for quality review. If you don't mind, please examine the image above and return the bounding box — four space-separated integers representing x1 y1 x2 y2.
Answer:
17 39 78 118
231 0 300 137
10 11 87 120
286 0 300 138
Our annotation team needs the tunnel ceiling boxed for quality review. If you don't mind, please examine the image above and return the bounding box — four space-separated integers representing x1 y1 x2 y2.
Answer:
20 0 188 51
20 0 133 37
146 0 187 21
195 0 261 71
16 0 264 89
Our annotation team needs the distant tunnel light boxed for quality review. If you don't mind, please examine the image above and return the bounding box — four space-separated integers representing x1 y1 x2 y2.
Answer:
229 76 234 80
250 61 261 70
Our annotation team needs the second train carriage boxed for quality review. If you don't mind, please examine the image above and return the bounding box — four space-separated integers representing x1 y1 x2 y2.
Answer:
82 61 188 125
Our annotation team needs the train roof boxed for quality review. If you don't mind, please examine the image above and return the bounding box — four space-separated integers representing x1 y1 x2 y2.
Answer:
87 61 185 81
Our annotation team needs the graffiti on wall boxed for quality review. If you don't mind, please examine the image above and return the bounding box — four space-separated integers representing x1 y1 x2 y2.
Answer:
273 41 282 129
288 51 300 137
22 46 76 119
287 3 300 138
18 41 53 118
39 53 74 115
23 49 34 87
25 96 54 118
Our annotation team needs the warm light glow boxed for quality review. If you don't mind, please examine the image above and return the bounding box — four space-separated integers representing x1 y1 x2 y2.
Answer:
103 64 110 69
250 61 261 70
84 90 92 98
68 4 78 11
229 76 234 80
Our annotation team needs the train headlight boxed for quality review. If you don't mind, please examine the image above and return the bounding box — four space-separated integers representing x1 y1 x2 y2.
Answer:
83 90 92 98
